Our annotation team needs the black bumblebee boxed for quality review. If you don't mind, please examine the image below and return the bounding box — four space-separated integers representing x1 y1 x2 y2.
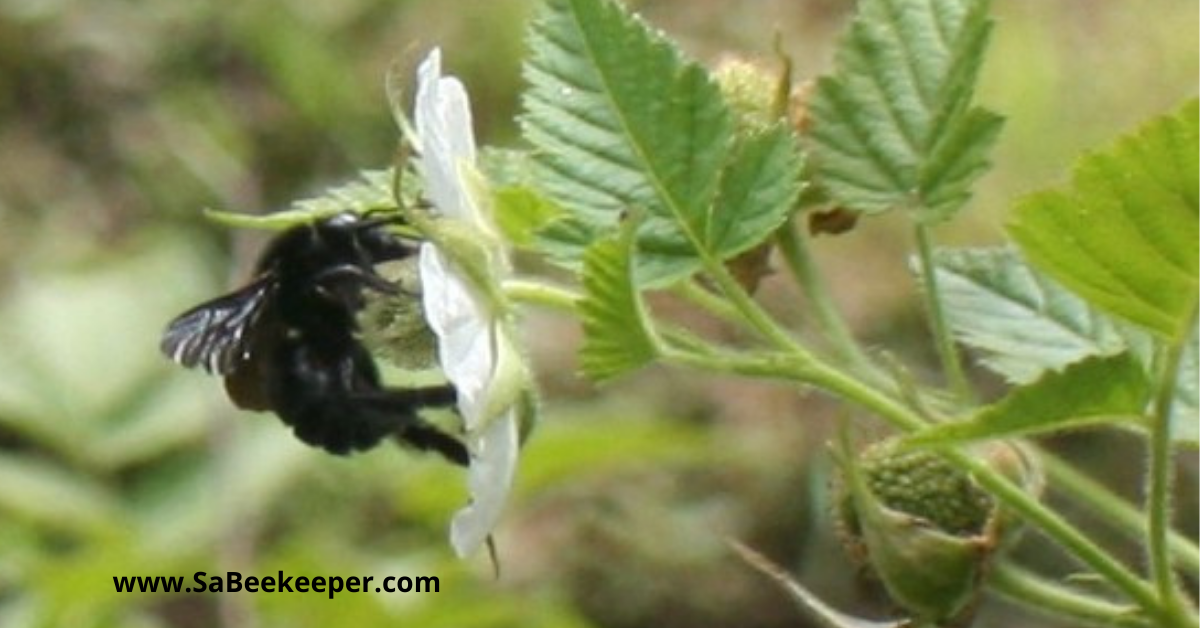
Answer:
160 212 467 464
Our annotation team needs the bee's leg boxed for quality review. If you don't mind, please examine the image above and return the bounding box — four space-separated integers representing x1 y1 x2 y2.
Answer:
360 385 458 409
311 263 399 294
348 386 468 466
279 387 466 464
269 341 463 461
280 393 466 464
392 422 470 466
354 220 421 264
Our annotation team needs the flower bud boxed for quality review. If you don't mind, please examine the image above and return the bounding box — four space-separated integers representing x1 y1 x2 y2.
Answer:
713 57 781 133
712 57 792 293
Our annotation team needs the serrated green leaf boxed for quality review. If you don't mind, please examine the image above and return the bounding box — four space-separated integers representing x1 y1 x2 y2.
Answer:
1009 99 1199 340
205 169 401 230
932 247 1129 383
933 247 1198 447
578 226 659 381
710 126 804 254
478 147 533 187
521 0 802 285
908 354 1151 446
807 0 1002 223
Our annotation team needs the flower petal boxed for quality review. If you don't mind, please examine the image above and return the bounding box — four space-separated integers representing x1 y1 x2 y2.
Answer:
413 47 530 559
419 243 495 424
415 48 480 225
450 409 519 558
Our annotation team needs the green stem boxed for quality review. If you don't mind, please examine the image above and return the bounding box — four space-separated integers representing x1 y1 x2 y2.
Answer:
949 448 1186 627
673 280 745 327
1042 451 1200 577
506 278 732 369
708 257 808 355
990 562 1151 628
503 278 581 312
662 349 927 430
775 216 875 375
913 225 973 403
801 359 929 431
1146 304 1197 621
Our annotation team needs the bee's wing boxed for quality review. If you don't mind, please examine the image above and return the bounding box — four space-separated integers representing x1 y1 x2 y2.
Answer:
160 276 277 375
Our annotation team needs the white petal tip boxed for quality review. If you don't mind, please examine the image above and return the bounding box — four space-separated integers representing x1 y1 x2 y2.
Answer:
449 413 520 557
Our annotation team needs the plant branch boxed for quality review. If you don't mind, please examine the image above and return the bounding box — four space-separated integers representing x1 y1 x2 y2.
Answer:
1146 304 1198 621
504 278 581 312
775 216 875 375
705 254 809 355
779 360 1150 616
504 250 1194 625
673 280 745 328
990 562 1151 628
948 448 1182 627
1041 450 1200 577
913 224 974 403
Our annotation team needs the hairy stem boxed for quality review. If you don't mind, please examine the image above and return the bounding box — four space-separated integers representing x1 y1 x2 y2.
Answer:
990 562 1151 628
504 278 581 312
913 225 973 403
775 217 875 375
707 255 809 356
674 280 745 327
791 357 1136 608
950 448 1175 625
1042 451 1200 577
1146 305 1197 622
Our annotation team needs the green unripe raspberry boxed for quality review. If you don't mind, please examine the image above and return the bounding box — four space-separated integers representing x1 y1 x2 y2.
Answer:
861 446 993 535
834 438 1042 625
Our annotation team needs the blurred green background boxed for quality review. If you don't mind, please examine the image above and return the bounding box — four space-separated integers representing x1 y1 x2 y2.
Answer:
0 0 1194 627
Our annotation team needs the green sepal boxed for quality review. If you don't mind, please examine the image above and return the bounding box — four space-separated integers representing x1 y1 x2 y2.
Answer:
205 169 403 231
403 165 510 318
475 317 537 435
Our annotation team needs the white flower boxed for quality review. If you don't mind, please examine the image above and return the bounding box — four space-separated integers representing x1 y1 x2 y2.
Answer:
412 48 528 559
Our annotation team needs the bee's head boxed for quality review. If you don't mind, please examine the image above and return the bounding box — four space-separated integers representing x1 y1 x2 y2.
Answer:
336 211 416 264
